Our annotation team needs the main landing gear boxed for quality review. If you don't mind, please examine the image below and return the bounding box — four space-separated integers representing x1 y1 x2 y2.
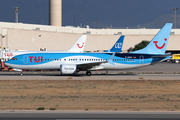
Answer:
86 71 92 76
20 72 23 76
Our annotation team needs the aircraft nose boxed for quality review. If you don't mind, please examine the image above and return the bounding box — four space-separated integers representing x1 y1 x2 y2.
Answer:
4 62 10 67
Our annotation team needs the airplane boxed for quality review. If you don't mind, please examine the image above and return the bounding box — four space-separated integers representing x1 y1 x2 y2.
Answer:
0 35 87 71
5 23 173 76
104 35 124 53
3 35 87 60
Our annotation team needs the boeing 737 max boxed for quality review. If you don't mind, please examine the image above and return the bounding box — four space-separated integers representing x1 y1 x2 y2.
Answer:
5 23 173 76
0 35 86 71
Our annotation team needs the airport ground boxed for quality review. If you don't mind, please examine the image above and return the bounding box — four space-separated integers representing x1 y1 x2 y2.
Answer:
0 62 180 111
1 79 180 111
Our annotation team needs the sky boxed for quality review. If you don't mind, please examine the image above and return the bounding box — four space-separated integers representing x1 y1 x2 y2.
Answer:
0 0 49 25
0 0 180 28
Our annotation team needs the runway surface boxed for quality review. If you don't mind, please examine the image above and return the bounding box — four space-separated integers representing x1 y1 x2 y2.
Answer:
0 111 180 120
0 62 180 80
0 73 180 80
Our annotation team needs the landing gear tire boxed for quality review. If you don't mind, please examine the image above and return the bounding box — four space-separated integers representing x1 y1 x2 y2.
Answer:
86 71 92 76
20 72 23 76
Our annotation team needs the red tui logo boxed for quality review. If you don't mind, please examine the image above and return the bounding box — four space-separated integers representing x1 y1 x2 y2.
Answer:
153 38 167 49
77 42 84 48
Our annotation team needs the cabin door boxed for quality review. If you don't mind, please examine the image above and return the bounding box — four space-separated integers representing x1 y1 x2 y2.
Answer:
23 55 28 64
139 55 144 64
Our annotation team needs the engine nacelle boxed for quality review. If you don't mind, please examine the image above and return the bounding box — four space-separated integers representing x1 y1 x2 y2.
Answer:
60 64 77 74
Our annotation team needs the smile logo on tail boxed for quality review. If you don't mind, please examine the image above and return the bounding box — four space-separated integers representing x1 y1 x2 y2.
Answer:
153 38 167 49
77 42 84 48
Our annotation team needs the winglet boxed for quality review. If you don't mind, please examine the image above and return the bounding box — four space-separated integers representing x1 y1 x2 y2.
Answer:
68 35 87 53
108 52 116 65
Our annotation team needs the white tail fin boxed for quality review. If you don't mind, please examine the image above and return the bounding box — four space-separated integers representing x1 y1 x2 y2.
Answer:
68 35 87 53
131 23 173 54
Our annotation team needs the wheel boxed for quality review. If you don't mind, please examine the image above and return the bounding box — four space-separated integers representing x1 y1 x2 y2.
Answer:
20 72 23 76
86 71 92 76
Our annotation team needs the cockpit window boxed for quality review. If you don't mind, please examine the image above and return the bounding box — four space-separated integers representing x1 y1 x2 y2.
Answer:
12 58 18 60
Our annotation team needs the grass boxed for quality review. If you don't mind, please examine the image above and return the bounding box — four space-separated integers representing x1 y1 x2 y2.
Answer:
37 107 45 110
49 108 56 110
0 80 180 111
175 105 179 108
140 95 147 99
125 98 129 100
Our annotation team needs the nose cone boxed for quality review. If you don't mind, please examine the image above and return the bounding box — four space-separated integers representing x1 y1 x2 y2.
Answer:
4 61 11 67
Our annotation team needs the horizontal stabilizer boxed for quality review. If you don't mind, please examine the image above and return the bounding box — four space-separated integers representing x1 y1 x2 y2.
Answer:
152 53 172 58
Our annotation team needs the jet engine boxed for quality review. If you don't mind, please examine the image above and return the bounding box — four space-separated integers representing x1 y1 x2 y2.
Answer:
60 64 77 74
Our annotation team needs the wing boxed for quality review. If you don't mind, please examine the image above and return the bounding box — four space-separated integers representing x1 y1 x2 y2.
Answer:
77 61 107 71
77 52 116 71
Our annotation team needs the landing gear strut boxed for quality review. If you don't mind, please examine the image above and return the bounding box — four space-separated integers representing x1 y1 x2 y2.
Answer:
20 72 23 76
86 71 92 76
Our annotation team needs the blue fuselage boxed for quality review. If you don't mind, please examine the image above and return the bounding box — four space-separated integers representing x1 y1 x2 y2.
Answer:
5 52 169 71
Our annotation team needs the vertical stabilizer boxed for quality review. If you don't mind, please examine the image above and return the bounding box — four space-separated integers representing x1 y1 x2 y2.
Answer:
68 35 87 53
132 23 173 54
105 35 124 52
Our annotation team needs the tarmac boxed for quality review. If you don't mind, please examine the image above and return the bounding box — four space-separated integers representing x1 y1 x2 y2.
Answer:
0 111 180 119
0 73 180 80
0 62 179 80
